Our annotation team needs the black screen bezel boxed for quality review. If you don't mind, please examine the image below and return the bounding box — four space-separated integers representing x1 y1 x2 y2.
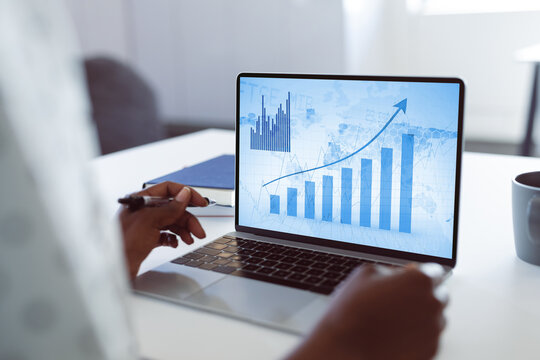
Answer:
235 73 464 268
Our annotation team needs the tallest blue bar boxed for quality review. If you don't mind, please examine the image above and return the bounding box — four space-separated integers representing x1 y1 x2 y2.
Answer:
399 134 414 233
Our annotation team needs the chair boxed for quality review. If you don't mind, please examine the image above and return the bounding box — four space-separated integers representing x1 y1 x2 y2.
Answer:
84 57 164 154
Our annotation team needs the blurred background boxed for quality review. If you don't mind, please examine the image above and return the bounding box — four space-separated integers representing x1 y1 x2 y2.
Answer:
66 0 540 156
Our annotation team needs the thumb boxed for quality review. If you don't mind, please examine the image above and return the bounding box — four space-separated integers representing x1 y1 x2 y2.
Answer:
174 186 192 206
148 187 192 228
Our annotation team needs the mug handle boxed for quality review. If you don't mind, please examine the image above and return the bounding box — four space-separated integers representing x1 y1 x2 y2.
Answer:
527 195 540 244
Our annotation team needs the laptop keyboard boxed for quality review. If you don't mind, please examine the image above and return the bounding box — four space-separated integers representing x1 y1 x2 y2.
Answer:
170 235 398 295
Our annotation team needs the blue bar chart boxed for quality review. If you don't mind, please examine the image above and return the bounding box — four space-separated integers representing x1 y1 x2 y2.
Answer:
250 92 291 152
269 133 415 233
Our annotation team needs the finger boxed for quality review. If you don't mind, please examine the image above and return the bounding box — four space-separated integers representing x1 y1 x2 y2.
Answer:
166 224 196 244
418 262 446 287
434 285 449 307
143 187 192 228
439 314 447 331
346 263 377 283
159 232 178 248
167 237 179 248
161 232 179 248
400 266 434 291
181 186 207 207
404 262 419 270
186 213 206 239
164 212 206 240
358 263 378 274
334 263 382 296
138 181 184 197
373 263 398 277
137 181 208 207
177 229 194 245
405 262 448 289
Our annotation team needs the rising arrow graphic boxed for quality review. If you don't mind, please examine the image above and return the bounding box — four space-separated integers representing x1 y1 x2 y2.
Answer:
262 98 407 187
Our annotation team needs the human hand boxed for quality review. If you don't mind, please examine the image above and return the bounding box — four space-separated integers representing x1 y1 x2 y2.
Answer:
118 181 208 280
288 264 447 360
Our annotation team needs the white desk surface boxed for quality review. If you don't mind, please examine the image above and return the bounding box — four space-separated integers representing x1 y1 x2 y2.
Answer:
91 129 540 360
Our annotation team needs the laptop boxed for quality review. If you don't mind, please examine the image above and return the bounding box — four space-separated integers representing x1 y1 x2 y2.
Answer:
134 73 465 334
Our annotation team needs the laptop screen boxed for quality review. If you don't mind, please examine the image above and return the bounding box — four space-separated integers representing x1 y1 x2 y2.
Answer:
236 74 463 263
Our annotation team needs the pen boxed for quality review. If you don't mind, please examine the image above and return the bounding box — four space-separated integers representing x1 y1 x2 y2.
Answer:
118 195 216 211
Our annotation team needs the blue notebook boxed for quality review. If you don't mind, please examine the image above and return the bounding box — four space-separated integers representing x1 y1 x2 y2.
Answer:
144 154 235 206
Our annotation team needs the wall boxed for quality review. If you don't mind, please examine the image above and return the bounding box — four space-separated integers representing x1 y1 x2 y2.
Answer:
67 0 540 143
400 10 540 143
129 0 345 127
65 0 131 61
344 0 540 143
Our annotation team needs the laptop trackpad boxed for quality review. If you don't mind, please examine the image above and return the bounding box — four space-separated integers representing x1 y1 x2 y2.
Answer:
185 275 329 334
134 262 226 300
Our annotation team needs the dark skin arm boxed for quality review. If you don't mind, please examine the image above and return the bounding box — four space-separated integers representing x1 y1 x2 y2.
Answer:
119 181 208 280
288 264 446 360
